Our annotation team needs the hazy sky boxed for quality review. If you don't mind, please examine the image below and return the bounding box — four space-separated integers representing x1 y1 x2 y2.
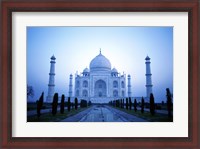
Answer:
27 26 173 103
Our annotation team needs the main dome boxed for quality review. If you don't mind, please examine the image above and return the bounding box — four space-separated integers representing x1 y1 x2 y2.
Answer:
89 51 111 71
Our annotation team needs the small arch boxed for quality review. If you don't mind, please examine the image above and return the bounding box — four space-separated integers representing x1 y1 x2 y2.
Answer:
113 90 118 97
121 81 125 88
76 81 80 88
82 90 88 97
76 90 79 97
122 91 125 97
83 80 88 88
113 81 118 88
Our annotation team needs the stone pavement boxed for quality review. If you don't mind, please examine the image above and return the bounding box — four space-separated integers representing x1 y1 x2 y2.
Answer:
60 106 94 122
79 105 125 122
61 105 148 122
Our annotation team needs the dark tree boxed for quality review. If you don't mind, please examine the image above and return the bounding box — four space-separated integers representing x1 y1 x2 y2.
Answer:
115 100 117 107
117 99 120 107
166 88 172 118
36 92 44 118
133 99 137 112
80 99 87 108
52 93 58 116
129 97 132 110
68 97 71 112
150 93 155 116
122 99 124 109
27 85 34 99
141 97 144 113
126 98 128 110
75 97 78 110
161 101 165 106
60 94 65 114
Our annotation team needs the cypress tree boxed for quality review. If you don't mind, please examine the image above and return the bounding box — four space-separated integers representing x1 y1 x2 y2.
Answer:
122 99 124 109
36 92 44 118
141 97 144 113
117 100 119 107
52 93 58 116
126 98 128 110
129 97 132 110
80 99 87 108
134 98 137 112
150 93 155 116
68 97 71 112
116 100 118 107
166 88 172 118
75 97 78 110
60 94 65 114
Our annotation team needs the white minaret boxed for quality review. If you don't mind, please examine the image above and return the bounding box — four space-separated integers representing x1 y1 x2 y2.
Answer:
145 55 153 98
68 74 73 97
46 55 56 102
127 74 132 97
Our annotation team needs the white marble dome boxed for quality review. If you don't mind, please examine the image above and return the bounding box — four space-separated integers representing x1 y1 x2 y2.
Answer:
83 67 89 73
90 51 111 71
111 68 118 73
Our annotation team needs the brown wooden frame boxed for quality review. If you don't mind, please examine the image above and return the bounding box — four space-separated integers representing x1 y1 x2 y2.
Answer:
1 0 199 148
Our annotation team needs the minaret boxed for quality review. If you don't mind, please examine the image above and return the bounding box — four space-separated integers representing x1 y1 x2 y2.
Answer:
46 55 56 102
145 55 153 98
127 74 132 97
68 74 73 97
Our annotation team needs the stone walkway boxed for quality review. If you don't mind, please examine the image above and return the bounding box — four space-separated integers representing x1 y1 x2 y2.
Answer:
60 106 94 122
79 105 125 122
61 105 148 122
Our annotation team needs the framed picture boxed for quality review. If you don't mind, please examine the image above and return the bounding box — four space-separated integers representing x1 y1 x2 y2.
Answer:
1 0 199 148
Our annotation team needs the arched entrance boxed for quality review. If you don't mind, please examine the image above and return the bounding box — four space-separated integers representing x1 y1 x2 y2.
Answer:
94 80 107 97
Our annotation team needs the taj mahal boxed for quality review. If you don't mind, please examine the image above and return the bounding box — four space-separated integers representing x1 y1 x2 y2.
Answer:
46 50 153 103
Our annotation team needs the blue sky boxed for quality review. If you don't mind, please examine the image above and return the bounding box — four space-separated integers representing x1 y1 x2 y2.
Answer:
27 26 173 103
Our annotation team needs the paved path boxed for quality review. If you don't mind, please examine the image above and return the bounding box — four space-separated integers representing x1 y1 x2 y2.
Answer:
28 105 169 118
61 105 147 122
79 105 125 122
60 106 94 122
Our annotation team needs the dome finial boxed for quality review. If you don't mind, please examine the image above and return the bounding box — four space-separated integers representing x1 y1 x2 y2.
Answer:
51 54 56 60
145 55 150 60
